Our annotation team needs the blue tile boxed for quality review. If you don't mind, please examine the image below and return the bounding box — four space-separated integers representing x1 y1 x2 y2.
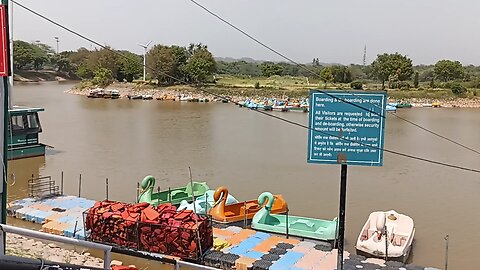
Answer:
243 251 264 259
235 236 264 251
272 251 304 269
230 246 249 256
253 231 271 240
270 263 290 270
34 211 51 224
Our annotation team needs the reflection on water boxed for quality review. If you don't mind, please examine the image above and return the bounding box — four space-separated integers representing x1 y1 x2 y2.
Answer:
7 156 45 202
6 82 480 269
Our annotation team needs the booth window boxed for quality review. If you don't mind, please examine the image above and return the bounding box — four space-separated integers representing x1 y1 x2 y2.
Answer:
11 115 24 130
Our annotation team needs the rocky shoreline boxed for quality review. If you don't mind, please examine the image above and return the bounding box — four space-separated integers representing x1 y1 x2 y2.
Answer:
66 83 480 108
6 234 127 268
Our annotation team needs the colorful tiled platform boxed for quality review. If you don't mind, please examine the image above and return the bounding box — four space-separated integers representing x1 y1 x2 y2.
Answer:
207 226 435 270
7 195 438 270
7 195 96 240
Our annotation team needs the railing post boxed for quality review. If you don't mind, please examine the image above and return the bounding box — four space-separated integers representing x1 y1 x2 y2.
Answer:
50 176 53 195
61 171 64 195
106 178 109 201
104 249 111 270
78 174 82 197
136 182 140 203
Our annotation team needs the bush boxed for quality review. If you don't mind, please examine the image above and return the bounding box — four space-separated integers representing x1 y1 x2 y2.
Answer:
92 67 113 87
450 83 467 95
391 81 411 90
350 81 363 90
254 82 260 89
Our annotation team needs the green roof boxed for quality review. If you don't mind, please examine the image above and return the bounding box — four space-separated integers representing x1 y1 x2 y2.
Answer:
8 106 45 115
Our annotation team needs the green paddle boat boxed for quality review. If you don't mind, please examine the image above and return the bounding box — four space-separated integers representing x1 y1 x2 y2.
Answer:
251 192 338 241
137 175 209 206
396 102 413 108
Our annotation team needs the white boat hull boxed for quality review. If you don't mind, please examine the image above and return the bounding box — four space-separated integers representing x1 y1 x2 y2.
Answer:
355 210 415 263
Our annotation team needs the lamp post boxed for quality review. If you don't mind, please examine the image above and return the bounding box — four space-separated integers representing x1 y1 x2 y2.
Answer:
137 41 152 81
54 36 59 54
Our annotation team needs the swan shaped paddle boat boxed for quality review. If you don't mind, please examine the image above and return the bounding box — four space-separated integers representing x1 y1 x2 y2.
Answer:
251 192 338 241
356 210 415 263
137 175 209 206
209 187 288 224
177 189 239 215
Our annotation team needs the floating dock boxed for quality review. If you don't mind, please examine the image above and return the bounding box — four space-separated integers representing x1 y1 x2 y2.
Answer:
7 196 438 270
7 195 95 240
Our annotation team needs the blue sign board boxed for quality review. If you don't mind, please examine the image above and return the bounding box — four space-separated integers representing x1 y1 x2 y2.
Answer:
307 90 387 166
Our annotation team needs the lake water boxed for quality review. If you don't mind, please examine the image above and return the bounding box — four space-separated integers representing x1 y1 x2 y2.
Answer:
7 82 480 269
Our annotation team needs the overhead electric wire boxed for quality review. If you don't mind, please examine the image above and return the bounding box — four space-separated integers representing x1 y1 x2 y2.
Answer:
11 0 480 174
188 0 480 156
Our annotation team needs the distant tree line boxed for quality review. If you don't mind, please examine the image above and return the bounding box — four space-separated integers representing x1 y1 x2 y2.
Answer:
12 40 217 86
217 53 480 95
12 40 480 95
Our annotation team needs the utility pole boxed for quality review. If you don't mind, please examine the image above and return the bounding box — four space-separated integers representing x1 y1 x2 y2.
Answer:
54 36 59 54
137 41 152 81
363 45 367 66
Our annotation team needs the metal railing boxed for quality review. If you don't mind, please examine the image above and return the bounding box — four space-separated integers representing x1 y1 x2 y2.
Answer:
0 224 112 269
28 175 60 198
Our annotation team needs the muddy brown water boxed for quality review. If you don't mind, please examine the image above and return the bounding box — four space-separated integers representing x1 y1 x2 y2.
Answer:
5 82 480 269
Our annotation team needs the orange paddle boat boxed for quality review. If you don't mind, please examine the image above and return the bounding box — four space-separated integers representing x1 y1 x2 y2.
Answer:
209 186 288 224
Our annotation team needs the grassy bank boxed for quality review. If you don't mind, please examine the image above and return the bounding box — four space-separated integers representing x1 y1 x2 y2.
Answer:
13 70 79 82
69 75 480 107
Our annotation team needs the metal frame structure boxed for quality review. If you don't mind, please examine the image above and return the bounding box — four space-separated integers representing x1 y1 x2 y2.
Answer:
0 224 112 269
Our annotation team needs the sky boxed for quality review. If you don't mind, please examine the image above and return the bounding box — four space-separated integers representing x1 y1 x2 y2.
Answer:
10 0 480 65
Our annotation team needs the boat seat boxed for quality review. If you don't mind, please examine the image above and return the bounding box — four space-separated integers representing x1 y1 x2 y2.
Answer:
170 190 188 199
240 202 259 213
224 211 236 217
367 229 377 239
393 235 406 246
290 219 315 230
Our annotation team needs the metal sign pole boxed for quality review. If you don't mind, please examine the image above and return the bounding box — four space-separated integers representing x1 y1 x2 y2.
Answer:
308 90 386 270
336 163 348 270
0 79 5 256
0 0 11 256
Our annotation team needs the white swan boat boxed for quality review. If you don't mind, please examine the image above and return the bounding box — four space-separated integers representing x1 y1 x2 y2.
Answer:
356 210 415 263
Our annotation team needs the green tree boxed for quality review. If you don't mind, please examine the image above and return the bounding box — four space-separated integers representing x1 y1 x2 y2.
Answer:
68 47 92 66
320 67 333 88
50 54 72 72
260 62 283 77
146 44 176 84
419 69 435 82
31 43 51 70
171 45 189 80
87 47 120 76
183 48 216 83
92 67 113 87
13 40 35 70
414 72 419 88
371 53 413 89
117 51 142 82
434 60 464 82
76 62 94 79
330 66 353 83
350 81 363 90
450 83 467 95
